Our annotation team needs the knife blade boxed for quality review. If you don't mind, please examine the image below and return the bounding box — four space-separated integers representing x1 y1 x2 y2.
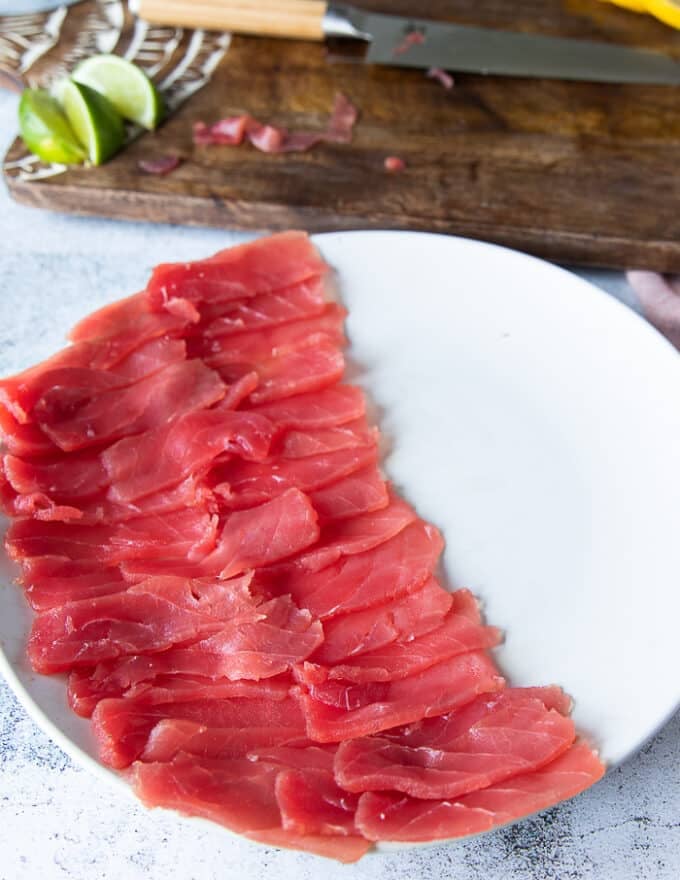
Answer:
132 0 680 85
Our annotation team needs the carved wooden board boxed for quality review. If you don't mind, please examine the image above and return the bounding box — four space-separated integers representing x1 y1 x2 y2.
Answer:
3 0 680 270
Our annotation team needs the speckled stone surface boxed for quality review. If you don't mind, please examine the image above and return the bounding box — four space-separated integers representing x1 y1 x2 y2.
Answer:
0 88 678 879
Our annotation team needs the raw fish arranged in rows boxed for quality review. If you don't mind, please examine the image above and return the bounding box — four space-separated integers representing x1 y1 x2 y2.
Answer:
0 232 604 862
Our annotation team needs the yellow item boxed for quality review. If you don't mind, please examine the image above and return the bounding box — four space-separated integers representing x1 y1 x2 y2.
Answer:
644 0 680 27
602 0 680 28
602 0 649 10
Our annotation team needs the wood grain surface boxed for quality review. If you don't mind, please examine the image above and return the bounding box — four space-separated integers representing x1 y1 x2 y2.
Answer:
4 0 680 269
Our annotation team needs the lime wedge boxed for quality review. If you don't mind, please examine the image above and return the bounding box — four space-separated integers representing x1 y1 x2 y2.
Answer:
18 89 86 165
60 79 125 166
73 54 165 130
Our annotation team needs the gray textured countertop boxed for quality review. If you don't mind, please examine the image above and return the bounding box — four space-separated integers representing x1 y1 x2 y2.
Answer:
0 88 678 879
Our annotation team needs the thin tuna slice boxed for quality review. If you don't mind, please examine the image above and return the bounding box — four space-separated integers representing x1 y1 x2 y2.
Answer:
313 576 453 665
201 488 320 577
122 489 320 581
246 827 371 863
235 339 344 405
69 290 198 345
37 360 226 452
134 748 369 862
69 667 289 717
354 742 605 842
276 419 377 459
134 754 281 827
6 505 217 565
199 276 326 337
1 328 190 426
198 304 346 366
309 466 389 522
0 406 55 457
9 476 215 526
103 409 274 502
19 558 128 611
276 768 359 837
290 494 417 572
73 476 216 526
68 595 323 712
3 452 108 501
213 445 377 510
26 577 261 673
140 720 308 763
297 651 504 743
301 590 501 684
146 232 326 313
271 520 444 619
248 385 365 429
335 691 575 799
93 693 302 767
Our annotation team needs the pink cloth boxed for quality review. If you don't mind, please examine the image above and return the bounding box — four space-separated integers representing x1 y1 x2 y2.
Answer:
627 272 680 350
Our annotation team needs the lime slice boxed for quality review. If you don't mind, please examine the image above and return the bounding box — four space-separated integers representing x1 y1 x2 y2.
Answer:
60 79 125 166
18 89 86 165
73 54 165 130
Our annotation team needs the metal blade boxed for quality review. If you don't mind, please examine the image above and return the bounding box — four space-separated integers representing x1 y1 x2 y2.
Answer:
330 6 680 85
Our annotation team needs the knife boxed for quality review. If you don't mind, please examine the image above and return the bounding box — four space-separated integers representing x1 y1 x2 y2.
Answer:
130 0 680 85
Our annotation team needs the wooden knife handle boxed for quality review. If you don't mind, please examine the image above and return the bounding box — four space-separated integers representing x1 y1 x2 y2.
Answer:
132 0 329 40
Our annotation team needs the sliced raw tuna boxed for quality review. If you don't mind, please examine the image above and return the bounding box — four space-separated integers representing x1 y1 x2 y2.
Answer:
3 452 108 500
354 742 605 842
248 385 365 429
300 591 501 684
276 419 377 459
128 572 261 617
102 409 274 502
213 445 377 510
335 690 575 799
92 693 303 767
67 595 323 712
290 493 417 572
296 651 504 742
312 576 453 665
111 337 187 380
134 753 281 827
19 558 128 611
226 339 344 405
69 667 289 717
121 489 319 581
199 276 326 337
69 290 198 345
26 582 255 673
74 476 216 526
219 371 260 408
271 520 444 619
0 406 55 457
6 505 217 564
1 331 187 425
246 827 371 863
134 748 369 861
0 347 114 424
141 720 308 762
37 359 226 452
309 466 389 522
145 232 326 313
2 487 83 523
276 768 359 837
197 304 346 367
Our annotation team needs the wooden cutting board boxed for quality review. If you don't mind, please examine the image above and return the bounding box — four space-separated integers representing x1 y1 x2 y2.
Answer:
4 0 680 270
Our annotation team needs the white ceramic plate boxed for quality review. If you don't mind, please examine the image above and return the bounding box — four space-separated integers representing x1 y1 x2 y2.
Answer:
2 231 680 843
